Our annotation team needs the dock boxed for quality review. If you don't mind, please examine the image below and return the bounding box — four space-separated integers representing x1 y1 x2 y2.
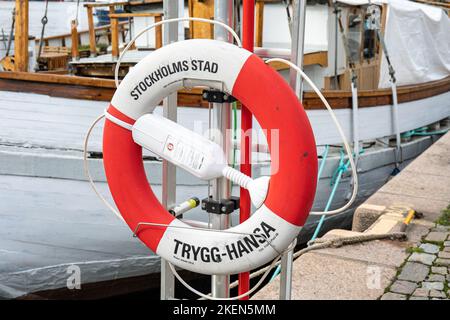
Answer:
254 132 450 300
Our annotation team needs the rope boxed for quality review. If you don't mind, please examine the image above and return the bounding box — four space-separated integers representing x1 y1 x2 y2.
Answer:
36 0 49 65
114 17 242 87
336 5 357 85
270 146 365 281
269 145 330 281
401 127 449 138
306 232 407 249
283 0 293 36
365 2 403 172
6 7 15 57
235 231 407 290
312 149 348 243
266 58 359 217
83 114 125 222
75 0 81 25
83 109 289 301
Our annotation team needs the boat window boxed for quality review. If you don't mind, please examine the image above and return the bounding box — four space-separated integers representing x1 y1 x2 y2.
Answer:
362 5 382 61
362 29 376 60
347 13 362 64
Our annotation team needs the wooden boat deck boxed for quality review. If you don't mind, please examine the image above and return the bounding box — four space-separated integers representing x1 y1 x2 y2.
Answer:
0 71 448 109
70 49 154 65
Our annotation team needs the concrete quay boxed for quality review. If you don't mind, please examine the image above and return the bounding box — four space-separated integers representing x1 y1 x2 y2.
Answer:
253 132 450 300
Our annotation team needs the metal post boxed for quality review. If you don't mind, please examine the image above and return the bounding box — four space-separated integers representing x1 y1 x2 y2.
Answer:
279 245 294 299
391 82 401 165
211 0 234 299
333 2 339 89
160 0 179 301
279 0 308 300
351 80 359 163
289 0 307 101
375 25 401 167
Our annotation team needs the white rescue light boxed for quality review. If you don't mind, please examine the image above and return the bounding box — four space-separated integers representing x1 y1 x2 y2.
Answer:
132 113 270 208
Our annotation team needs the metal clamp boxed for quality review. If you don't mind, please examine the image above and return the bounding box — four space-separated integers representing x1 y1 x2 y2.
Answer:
201 196 240 214
202 90 237 103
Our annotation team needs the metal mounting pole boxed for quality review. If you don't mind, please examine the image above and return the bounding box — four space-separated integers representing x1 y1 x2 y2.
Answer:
160 0 179 301
375 26 401 168
351 79 359 163
279 244 294 299
279 0 307 300
289 0 307 101
210 0 234 299
391 81 401 166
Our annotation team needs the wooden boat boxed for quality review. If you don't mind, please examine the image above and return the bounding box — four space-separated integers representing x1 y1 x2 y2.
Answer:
0 0 449 299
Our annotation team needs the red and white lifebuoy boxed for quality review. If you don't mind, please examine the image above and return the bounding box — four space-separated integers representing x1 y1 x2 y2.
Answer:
103 39 317 275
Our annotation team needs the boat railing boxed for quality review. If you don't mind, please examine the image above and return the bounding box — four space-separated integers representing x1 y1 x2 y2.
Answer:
34 22 129 53
108 12 164 59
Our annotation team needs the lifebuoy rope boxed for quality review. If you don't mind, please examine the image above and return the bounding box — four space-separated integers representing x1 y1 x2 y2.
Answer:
83 17 359 300
114 17 243 88
265 58 358 216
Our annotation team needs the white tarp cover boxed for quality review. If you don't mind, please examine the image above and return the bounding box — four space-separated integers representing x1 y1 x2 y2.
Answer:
379 0 450 88
339 0 450 88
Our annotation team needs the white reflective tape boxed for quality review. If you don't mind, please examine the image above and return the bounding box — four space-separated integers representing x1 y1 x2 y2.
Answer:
104 110 133 131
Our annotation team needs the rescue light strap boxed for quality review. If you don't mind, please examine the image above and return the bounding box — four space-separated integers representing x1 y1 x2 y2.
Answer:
104 110 133 131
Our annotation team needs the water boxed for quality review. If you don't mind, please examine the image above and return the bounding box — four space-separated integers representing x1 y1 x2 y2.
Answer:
0 1 89 39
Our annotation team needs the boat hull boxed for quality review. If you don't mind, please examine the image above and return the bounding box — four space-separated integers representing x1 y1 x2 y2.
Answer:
0 85 449 299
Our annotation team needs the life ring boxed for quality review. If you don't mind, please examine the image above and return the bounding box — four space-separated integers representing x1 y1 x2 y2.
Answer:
103 39 317 275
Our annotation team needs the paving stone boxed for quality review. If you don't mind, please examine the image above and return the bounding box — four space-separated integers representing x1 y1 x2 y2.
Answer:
444 241 450 246
438 251 450 259
380 292 407 300
427 274 446 282
390 280 417 295
409 296 429 300
398 262 429 282
253 251 397 300
408 252 436 265
433 225 449 232
429 290 446 298
435 258 450 267
412 288 429 297
444 246 450 252
420 243 440 254
422 282 444 291
431 266 448 275
426 232 448 242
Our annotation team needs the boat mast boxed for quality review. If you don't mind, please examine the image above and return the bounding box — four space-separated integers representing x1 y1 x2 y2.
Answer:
14 0 28 72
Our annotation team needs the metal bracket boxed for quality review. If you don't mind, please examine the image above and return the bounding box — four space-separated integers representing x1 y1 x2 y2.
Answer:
201 196 240 215
202 90 237 104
